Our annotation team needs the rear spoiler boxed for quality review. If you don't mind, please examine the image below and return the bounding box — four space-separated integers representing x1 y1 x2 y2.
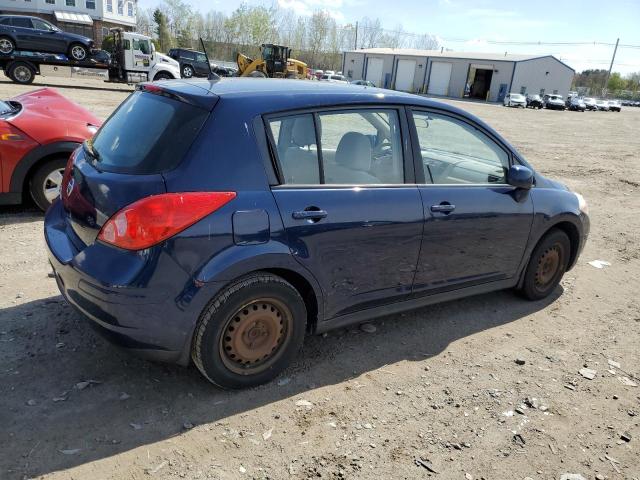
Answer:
137 83 219 111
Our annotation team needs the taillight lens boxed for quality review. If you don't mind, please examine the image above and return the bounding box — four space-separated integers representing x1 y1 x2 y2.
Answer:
98 192 236 250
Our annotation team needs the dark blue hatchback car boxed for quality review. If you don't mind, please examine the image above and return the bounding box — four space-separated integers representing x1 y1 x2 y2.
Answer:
45 79 589 388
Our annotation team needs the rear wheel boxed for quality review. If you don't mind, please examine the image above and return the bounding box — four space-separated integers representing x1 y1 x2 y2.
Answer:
182 65 194 78
192 272 306 389
69 43 88 61
7 61 35 84
29 157 68 212
0 36 15 55
520 229 570 300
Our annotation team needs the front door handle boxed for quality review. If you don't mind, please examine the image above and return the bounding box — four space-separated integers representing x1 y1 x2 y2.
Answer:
292 209 328 220
430 203 455 213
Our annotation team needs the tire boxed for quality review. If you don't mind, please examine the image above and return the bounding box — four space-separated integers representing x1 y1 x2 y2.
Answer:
192 272 307 389
249 70 267 78
153 71 173 81
29 157 68 212
519 229 571 301
7 61 35 84
0 36 15 55
68 43 88 61
182 65 194 78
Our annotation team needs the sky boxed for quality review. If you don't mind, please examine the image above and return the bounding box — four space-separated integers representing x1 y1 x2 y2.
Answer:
137 0 640 74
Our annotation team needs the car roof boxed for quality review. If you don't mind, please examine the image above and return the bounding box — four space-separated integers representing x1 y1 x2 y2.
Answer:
147 77 521 155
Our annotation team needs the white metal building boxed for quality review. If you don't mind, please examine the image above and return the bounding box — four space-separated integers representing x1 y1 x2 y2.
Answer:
0 0 136 45
342 48 575 102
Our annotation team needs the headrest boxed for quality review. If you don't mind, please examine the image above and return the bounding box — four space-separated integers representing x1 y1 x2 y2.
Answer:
291 117 316 147
335 132 372 171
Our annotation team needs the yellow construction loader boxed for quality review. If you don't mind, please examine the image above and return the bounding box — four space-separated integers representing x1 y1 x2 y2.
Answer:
236 44 308 79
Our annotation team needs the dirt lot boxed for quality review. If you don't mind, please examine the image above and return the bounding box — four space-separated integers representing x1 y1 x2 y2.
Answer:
1 74 639 480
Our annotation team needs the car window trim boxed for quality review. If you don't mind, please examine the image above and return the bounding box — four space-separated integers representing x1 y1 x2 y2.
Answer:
262 104 415 187
407 106 515 187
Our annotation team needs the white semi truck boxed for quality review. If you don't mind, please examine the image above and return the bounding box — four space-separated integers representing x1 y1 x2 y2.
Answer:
0 29 180 85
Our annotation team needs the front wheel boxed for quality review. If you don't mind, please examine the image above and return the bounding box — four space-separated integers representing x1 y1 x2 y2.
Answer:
153 71 173 81
29 157 68 212
69 43 88 61
192 272 307 389
519 229 570 300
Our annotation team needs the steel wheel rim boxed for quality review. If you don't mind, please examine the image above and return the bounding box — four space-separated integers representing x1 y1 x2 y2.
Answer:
71 46 86 60
535 243 563 290
220 298 292 375
14 65 31 82
0 39 12 53
43 168 65 203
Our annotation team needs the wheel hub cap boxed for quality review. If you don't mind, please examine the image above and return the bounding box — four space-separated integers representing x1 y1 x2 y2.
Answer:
43 168 65 203
535 246 560 287
221 299 289 373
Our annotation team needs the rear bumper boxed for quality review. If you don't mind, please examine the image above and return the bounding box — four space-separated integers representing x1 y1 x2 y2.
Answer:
44 201 221 365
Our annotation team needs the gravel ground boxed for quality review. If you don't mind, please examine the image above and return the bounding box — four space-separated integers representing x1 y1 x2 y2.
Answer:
0 74 639 480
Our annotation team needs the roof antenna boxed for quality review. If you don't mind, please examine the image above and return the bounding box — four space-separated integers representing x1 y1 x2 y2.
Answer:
200 38 220 81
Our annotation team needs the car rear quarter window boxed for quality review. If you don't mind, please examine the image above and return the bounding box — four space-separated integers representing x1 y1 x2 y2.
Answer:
88 91 209 175
412 111 509 185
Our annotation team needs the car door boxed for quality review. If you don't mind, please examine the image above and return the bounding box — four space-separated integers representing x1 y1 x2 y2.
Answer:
195 53 209 76
30 18 66 53
9 17 36 50
266 107 423 319
409 109 533 295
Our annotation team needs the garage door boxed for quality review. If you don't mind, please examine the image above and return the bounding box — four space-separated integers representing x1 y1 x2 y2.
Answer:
365 58 384 87
395 59 416 92
427 62 452 96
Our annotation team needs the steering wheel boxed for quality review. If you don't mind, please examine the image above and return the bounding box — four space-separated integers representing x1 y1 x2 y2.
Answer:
372 140 392 157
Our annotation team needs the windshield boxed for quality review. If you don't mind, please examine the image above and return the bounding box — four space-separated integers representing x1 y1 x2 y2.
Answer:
87 91 209 174
0 100 17 115
511 94 525 100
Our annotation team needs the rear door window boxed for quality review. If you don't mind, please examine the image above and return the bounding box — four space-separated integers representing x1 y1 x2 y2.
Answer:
88 91 209 174
11 17 33 28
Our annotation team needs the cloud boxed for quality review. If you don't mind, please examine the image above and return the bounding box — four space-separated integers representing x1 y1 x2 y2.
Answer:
278 0 345 19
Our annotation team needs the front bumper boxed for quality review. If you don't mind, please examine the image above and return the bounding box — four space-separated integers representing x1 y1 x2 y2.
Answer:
44 201 220 365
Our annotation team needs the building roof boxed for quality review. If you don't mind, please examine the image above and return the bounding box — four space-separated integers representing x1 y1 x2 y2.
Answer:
345 47 554 63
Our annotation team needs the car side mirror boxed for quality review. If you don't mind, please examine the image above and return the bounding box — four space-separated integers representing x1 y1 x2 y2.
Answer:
507 165 534 189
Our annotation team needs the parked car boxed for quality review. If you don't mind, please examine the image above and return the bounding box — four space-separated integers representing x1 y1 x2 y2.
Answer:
608 100 622 112
0 15 95 61
350 79 376 87
543 94 565 110
211 65 236 77
503 93 526 108
525 94 543 109
567 97 586 112
583 97 598 111
320 74 348 83
168 48 211 78
45 79 590 389
595 99 610 111
0 88 100 210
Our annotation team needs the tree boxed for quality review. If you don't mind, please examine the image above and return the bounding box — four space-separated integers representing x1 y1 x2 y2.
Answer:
607 72 625 91
153 9 171 52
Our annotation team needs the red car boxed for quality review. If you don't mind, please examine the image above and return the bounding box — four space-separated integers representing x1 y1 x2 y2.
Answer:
0 88 101 211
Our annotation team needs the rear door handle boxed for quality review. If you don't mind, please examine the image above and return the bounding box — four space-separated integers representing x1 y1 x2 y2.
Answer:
430 204 455 213
292 209 328 220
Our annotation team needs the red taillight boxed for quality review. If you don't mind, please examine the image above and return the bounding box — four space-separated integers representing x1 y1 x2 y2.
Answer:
97 192 236 250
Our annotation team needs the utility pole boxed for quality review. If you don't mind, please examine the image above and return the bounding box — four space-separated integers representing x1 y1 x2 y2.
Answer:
354 21 358 49
603 38 619 97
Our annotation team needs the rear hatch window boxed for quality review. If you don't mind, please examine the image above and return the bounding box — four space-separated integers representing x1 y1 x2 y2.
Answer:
87 90 209 174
